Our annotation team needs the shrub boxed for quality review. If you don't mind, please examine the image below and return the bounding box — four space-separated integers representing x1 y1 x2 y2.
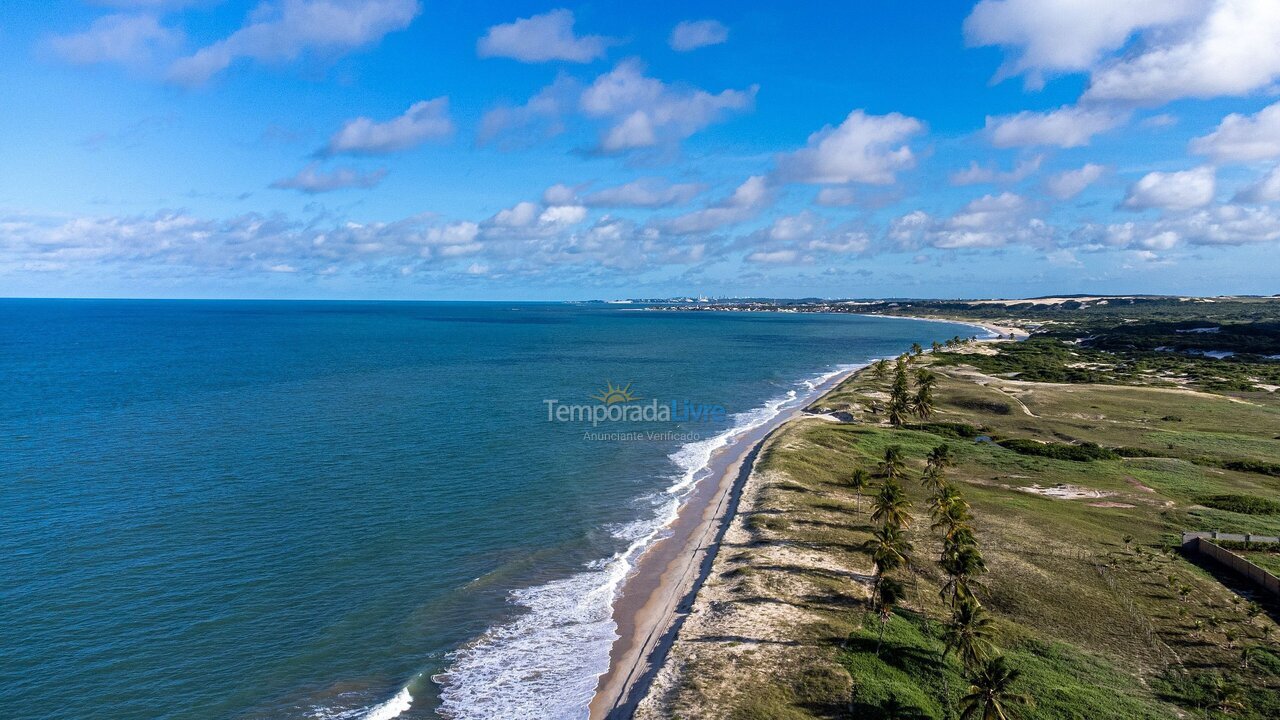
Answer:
998 438 1119 461
1199 494 1280 515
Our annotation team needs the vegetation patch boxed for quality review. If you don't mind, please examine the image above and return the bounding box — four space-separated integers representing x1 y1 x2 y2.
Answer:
1198 493 1280 515
997 438 1119 461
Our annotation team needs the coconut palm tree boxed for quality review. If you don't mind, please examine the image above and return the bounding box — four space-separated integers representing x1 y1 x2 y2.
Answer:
875 576 906 655
942 599 997 670
911 342 924 356
940 543 987 609
930 486 971 525
913 369 938 420
926 443 953 475
960 657 1033 720
932 340 943 352
880 445 907 483
889 361 912 426
1204 675 1246 718
869 524 913 576
872 479 912 530
848 467 871 512
872 358 891 382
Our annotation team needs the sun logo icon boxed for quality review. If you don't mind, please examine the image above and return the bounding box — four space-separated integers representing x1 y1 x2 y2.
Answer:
591 381 640 405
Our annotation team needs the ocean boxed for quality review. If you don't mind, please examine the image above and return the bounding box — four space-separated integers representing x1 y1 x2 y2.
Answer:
0 300 980 720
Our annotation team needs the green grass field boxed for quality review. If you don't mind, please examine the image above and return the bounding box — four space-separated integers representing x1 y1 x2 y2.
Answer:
699 350 1280 719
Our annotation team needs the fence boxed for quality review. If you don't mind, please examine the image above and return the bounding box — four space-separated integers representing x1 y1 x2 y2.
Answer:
1181 532 1280 597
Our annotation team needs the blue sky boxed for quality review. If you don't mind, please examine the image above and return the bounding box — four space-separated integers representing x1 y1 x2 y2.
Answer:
4 0 1280 300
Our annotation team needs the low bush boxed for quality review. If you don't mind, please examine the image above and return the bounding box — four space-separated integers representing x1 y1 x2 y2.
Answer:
998 438 1119 461
1199 494 1280 515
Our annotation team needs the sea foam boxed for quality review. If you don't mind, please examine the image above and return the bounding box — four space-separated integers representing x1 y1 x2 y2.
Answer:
400 363 864 719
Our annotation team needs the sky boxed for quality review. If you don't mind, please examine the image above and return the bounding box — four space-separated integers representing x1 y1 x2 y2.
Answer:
3 0 1280 300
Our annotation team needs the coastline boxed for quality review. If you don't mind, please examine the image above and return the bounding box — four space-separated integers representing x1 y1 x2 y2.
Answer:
587 363 864 719
589 316 1018 719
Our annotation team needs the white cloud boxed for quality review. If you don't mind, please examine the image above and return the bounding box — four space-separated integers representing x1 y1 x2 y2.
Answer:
580 178 704 208
1082 203 1280 249
774 109 925 184
964 0 1200 87
669 20 729 52
538 205 589 226
662 175 772 234
1122 166 1216 211
889 192 1052 250
746 249 800 264
1085 0 1280 103
168 0 420 85
270 164 386 193
580 60 756 152
322 98 453 155
1234 164 1280 203
490 201 541 228
47 14 181 67
477 76 578 150
950 155 1043 186
985 105 1126 148
542 184 580 206
814 187 858 207
1045 163 1106 199
1190 102 1280 164
477 9 614 63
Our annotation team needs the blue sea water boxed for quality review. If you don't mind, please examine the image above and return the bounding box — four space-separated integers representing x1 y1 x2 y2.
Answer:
0 300 980 720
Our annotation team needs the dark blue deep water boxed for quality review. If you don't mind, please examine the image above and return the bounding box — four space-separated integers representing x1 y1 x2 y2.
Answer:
0 300 979 720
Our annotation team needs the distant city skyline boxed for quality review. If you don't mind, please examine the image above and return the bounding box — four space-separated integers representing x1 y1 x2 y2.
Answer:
4 1 1280 300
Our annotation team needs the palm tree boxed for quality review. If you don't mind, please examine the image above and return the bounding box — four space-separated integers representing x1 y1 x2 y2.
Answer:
872 479 912 530
1204 675 1246 718
913 369 938 420
880 445 907 483
960 657 1033 720
932 340 943 352
926 443 953 475
875 576 906 655
911 342 924 356
872 358 891 382
889 361 912 426
940 543 987 609
930 486 971 526
942 599 997 670
848 467 871 512
869 524 913 576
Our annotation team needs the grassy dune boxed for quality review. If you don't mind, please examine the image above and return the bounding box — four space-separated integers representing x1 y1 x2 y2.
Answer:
640 345 1280 719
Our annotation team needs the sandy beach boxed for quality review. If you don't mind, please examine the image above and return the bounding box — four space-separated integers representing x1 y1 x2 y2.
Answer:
589 319 1017 719
587 364 861 719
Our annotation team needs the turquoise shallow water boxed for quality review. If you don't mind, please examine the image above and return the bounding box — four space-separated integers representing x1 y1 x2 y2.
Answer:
0 300 979 720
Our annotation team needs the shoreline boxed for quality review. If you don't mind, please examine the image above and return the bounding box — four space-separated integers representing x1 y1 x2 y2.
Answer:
587 363 864 719
588 316 1017 719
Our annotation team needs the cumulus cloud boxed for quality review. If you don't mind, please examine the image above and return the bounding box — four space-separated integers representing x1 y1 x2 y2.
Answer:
321 98 453 156
1233 164 1280 203
47 14 181 67
662 176 772 234
774 110 925 185
167 0 419 85
669 20 729 52
270 164 387 193
1122 166 1216 211
1190 102 1280 164
964 0 1200 87
814 187 858 207
950 155 1043 186
1080 203 1280 251
580 60 756 152
579 178 704 208
739 212 871 264
985 105 1125 148
1085 0 1280 103
1045 163 1107 199
477 9 614 63
477 75 578 150
889 192 1052 250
